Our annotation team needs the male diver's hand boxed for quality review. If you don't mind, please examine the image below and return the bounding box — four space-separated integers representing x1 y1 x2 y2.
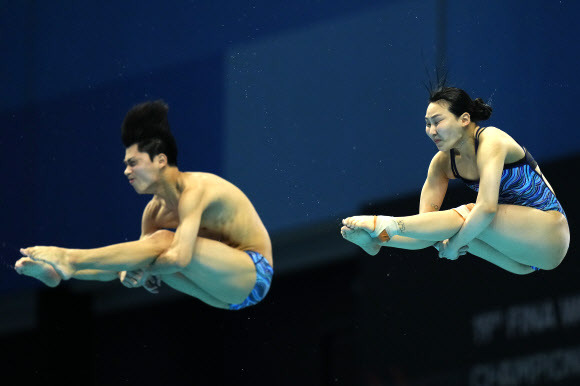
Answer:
148 249 187 275
119 269 161 294
433 239 469 260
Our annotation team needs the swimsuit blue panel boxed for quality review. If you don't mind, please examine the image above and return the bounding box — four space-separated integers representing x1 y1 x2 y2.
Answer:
450 127 566 218
450 127 566 272
229 251 273 311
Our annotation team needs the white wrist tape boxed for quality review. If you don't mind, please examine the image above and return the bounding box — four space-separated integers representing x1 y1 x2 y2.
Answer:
371 215 395 241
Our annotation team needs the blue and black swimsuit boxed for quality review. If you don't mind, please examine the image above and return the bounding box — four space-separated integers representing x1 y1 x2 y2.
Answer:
450 127 566 218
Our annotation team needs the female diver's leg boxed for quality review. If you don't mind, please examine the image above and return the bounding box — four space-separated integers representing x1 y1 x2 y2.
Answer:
475 205 569 270
342 208 466 251
341 210 464 254
344 204 569 271
387 205 569 270
342 222 534 274
466 239 534 275
343 208 470 241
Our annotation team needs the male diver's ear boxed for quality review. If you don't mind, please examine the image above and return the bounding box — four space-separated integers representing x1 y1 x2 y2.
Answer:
156 153 168 167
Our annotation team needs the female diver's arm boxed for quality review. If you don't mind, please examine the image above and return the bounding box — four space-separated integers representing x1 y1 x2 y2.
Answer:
419 152 449 214
376 152 450 248
447 130 506 250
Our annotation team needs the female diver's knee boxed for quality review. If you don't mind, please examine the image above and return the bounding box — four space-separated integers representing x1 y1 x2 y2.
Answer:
513 266 536 275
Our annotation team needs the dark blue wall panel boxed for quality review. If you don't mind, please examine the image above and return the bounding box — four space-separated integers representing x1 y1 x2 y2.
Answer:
1 0 579 292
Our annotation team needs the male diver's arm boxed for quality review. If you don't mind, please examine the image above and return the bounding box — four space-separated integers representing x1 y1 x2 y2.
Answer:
139 199 162 240
447 131 506 251
147 188 205 275
119 199 163 286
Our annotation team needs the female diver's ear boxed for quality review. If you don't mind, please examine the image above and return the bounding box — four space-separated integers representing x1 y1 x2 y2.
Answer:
460 112 472 126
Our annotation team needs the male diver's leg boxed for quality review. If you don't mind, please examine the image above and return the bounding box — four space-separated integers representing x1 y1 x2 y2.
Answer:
160 273 230 309
21 230 174 279
178 237 258 305
23 230 260 304
15 257 119 287
72 270 120 281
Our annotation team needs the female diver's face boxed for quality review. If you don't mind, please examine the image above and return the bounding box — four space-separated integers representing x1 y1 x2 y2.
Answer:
425 101 465 152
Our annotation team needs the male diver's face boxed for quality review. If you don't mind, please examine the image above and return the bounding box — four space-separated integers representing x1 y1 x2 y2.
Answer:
425 101 464 152
123 144 160 194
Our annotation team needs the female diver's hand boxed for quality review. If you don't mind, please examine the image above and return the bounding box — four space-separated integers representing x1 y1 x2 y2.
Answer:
433 239 469 260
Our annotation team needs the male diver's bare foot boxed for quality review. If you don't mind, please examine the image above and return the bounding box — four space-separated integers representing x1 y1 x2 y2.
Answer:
15 257 62 287
20 247 76 280
341 226 380 255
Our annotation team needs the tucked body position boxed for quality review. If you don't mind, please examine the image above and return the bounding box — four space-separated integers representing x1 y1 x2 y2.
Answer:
341 87 569 274
16 101 273 310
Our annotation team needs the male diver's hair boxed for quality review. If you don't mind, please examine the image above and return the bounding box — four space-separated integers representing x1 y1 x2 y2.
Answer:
121 100 178 166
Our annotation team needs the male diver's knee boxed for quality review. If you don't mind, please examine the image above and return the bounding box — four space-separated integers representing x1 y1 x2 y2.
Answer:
142 230 175 258
144 229 175 244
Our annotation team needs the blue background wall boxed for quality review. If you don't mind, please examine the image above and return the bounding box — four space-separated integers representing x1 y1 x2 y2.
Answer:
1 0 579 289
1 1 580 385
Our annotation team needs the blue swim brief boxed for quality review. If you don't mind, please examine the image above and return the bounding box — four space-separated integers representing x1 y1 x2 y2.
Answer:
229 251 273 311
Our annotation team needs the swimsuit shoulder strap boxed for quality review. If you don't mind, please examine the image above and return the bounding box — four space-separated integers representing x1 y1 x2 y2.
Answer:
474 126 487 153
449 149 461 179
475 126 487 139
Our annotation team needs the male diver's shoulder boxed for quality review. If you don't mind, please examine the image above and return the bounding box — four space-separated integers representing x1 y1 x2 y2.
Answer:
181 172 223 196
184 171 221 180
143 197 161 216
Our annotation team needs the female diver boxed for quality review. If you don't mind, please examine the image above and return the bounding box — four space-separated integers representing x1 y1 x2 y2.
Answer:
341 87 569 274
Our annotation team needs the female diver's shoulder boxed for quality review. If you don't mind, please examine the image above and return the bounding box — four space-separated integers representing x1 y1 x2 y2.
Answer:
478 126 502 137
477 126 516 143
430 150 454 180
476 126 512 148
477 126 519 147
476 126 526 163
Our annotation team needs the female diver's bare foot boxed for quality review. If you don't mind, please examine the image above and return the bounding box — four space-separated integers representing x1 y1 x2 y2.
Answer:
341 226 380 255
342 216 377 233
342 215 398 242
15 257 62 287
20 247 76 280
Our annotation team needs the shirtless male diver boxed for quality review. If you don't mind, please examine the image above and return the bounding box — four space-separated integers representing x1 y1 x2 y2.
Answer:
15 101 273 310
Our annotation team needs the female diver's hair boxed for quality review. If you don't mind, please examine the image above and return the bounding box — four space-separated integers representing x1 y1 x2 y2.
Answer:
424 66 492 122
429 87 493 122
121 100 178 166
